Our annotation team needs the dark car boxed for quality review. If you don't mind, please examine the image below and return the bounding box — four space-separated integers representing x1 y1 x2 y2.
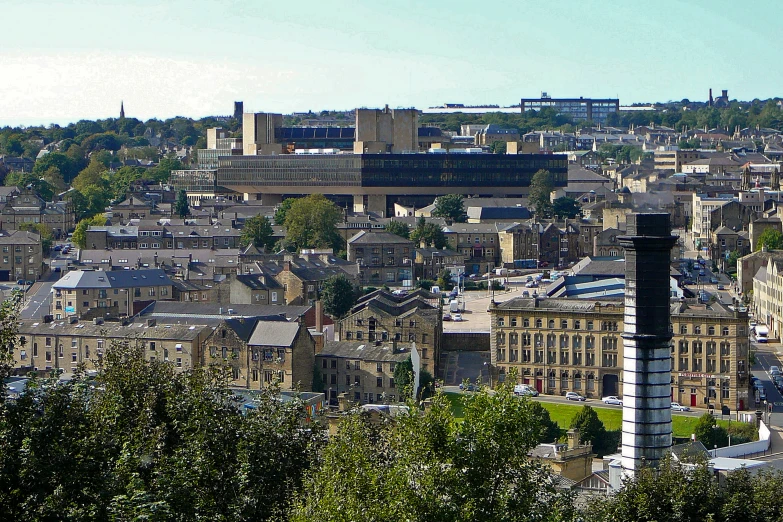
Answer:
25 280 34 286
16 279 24 286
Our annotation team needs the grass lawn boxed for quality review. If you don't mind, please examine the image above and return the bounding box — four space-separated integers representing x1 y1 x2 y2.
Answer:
445 392 729 438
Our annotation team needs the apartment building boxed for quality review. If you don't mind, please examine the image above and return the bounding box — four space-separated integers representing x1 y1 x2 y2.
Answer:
317 340 416 405
347 231 414 286
335 289 441 376
0 229 43 281
692 194 735 248
0 190 74 239
752 256 783 340
51 269 174 320
490 297 750 411
13 319 210 375
201 317 315 391
84 220 241 250
413 247 466 281
653 148 701 171
442 223 499 274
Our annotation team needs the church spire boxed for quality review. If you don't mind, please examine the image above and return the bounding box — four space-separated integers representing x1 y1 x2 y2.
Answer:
120 101 125 119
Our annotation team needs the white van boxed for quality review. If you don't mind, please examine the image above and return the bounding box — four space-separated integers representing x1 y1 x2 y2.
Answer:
449 299 460 313
755 325 769 343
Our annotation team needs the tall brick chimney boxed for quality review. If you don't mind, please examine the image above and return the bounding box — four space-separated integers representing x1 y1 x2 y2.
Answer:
618 213 677 476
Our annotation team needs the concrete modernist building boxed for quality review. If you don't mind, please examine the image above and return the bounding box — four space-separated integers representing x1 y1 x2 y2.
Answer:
618 213 677 474
170 107 568 214
520 95 619 123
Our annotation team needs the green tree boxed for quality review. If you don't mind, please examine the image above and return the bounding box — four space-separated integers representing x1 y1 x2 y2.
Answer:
552 196 581 218
436 268 454 291
529 169 554 218
491 140 507 154
174 189 190 218
727 249 742 269
410 216 447 249
528 401 562 443
145 155 182 183
32 151 79 183
320 274 356 318
240 215 274 251
291 382 575 521
72 157 109 192
432 194 466 222
284 194 343 251
584 454 722 522
393 356 415 399
755 228 783 251
72 214 107 249
274 198 295 225
383 220 410 239
569 405 611 456
693 412 729 449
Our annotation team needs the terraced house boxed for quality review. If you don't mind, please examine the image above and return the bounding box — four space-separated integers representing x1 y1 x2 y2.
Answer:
489 297 749 411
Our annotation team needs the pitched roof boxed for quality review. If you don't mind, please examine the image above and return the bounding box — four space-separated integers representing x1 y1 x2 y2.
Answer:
53 269 172 289
321 340 414 362
248 320 302 347
348 230 414 245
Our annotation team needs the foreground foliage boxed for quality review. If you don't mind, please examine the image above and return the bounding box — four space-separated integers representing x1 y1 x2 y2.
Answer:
0 342 323 521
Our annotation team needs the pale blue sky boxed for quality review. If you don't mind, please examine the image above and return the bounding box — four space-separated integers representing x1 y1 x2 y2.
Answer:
1 0 780 126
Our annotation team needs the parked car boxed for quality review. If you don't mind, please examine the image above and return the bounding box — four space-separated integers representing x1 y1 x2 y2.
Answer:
459 383 476 392
602 396 623 406
565 392 586 401
671 402 691 412
442 313 452 321
717 284 725 290
452 313 463 322
710 277 718 284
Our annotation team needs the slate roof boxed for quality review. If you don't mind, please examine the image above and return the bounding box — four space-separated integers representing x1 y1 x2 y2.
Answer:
466 206 531 220
0 230 40 244
53 269 172 289
224 317 261 342
248 320 301 347
321 340 414 362
348 231 414 245
140 301 309 322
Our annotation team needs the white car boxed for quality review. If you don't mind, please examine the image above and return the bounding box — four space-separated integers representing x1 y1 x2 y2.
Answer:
671 402 691 412
565 392 586 401
452 313 463 322
602 396 623 406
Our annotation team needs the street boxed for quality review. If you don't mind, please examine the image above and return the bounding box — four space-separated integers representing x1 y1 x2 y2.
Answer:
20 281 55 320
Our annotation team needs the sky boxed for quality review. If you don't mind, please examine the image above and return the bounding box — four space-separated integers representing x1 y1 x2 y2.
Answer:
1 0 781 127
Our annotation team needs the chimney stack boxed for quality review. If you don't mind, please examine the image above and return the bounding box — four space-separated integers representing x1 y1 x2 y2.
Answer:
619 213 677 477
315 300 324 333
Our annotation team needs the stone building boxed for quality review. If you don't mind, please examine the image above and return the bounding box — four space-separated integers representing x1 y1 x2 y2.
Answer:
201 317 315 391
347 231 414 286
13 319 210 375
51 269 175 320
489 297 750 411
317 340 416 405
335 289 441 376
0 190 74 239
413 247 466 281
528 429 594 482
442 223 499 274
593 228 624 257
0 229 43 281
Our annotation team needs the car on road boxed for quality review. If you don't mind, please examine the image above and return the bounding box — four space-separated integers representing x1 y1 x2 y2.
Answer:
671 402 691 412
565 392 586 401
602 396 623 406
717 284 725 290
710 277 718 284
699 270 706 277
442 313 451 321
452 313 463 322
525 281 538 288
459 383 476 392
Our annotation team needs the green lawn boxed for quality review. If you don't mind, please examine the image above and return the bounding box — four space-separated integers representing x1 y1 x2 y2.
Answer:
445 392 729 438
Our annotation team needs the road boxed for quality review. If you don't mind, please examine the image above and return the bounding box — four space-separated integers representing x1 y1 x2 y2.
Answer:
752 343 783 428
20 281 54 320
